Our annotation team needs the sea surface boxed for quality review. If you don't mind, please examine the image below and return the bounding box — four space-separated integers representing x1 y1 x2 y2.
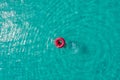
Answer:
0 0 120 80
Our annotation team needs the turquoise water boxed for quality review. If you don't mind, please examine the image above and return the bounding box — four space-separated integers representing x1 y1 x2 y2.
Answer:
0 0 120 80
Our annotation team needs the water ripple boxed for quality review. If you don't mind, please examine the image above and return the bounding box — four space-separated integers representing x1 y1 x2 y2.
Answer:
0 0 120 80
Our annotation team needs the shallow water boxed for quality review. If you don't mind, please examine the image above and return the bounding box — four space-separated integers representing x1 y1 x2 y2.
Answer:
0 0 120 80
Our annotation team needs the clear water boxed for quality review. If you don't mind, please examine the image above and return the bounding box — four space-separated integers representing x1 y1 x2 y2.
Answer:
0 0 120 80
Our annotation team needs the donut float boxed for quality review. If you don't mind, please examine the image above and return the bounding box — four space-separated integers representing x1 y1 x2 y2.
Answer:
54 37 65 48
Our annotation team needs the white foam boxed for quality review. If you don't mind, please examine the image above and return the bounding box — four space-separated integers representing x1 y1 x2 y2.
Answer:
1 11 16 19
0 2 7 8
71 42 80 54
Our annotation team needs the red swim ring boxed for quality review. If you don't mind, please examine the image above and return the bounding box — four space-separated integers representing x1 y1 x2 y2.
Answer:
55 37 65 48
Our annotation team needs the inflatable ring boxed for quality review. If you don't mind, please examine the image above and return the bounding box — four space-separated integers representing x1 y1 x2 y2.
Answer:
55 37 65 48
